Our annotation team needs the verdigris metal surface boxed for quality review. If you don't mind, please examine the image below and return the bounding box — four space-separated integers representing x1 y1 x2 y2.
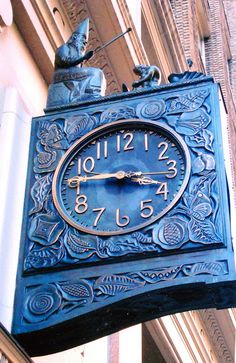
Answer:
46 18 106 108
13 74 236 355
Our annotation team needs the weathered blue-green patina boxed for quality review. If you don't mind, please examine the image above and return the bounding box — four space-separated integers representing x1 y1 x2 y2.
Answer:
12 69 236 355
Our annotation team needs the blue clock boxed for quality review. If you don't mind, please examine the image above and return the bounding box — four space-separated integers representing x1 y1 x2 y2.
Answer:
53 119 191 235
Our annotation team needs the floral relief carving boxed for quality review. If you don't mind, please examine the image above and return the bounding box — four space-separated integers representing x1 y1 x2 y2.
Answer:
34 121 68 173
167 90 210 113
25 241 65 270
152 216 189 250
100 105 135 123
29 173 53 215
64 114 98 143
24 284 62 323
23 260 228 324
27 112 105 270
25 86 223 271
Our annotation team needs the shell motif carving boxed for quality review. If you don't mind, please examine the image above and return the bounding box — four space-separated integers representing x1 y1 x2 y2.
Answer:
24 285 62 323
136 100 166 119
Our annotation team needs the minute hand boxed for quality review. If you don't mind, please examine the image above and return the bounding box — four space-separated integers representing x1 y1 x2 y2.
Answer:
141 171 175 176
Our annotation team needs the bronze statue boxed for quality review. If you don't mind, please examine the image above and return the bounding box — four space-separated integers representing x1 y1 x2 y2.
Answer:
46 18 106 108
132 65 161 89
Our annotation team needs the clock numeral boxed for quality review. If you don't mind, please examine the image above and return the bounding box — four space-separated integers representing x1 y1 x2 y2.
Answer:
93 207 106 226
96 141 108 160
76 183 81 196
75 195 88 214
123 132 134 151
116 132 134 152
116 208 130 227
78 158 82 175
156 182 169 200
140 199 154 218
158 141 169 160
116 134 121 152
144 133 148 151
78 156 95 174
166 159 177 178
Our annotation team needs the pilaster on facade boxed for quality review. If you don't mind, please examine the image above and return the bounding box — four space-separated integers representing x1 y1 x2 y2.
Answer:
141 0 187 82
196 0 211 39
145 310 235 363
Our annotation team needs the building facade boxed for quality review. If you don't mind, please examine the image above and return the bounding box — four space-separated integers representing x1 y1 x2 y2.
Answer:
0 0 236 362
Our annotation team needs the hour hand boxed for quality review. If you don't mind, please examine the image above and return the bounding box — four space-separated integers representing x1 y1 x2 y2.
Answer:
68 171 126 187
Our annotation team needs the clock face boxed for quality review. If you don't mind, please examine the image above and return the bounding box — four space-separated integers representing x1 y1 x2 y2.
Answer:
53 119 191 236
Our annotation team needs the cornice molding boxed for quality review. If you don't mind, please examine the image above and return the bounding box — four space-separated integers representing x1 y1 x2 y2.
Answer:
199 309 234 362
146 313 213 362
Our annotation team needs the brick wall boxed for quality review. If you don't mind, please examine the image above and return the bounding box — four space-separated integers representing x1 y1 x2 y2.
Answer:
169 0 204 72
170 0 236 204
205 0 236 204
224 1 236 102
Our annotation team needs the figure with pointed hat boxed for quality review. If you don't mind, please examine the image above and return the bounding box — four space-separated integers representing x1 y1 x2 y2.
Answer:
46 18 106 108
55 18 91 68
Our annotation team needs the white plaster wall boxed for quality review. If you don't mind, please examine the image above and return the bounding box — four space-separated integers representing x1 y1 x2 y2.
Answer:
0 23 48 116
0 87 31 330
33 325 142 363
0 23 47 330
34 336 108 363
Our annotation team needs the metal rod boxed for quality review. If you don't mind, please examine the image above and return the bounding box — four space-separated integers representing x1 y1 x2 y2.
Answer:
94 27 132 54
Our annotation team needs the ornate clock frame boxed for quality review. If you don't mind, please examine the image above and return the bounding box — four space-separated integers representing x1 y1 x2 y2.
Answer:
12 73 236 355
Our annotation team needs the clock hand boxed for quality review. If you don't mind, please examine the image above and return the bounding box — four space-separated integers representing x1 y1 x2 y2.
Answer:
89 170 174 177
131 176 161 185
141 171 175 176
68 170 126 186
68 171 144 187
87 170 142 178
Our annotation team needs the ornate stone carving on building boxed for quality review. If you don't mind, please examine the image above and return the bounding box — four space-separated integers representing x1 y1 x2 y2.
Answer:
199 309 234 362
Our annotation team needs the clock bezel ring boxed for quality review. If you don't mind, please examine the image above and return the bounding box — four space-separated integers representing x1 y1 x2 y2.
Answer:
52 119 191 236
